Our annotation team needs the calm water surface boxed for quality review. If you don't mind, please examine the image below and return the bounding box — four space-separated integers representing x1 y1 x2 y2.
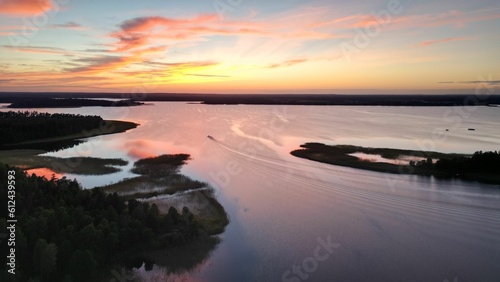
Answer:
9 104 500 281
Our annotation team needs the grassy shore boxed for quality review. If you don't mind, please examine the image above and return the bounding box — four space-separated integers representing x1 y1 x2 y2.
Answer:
100 154 229 235
0 152 128 175
291 143 500 185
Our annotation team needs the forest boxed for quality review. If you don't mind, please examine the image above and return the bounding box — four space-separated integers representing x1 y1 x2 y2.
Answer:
7 98 144 108
417 150 500 175
0 111 103 147
0 164 200 282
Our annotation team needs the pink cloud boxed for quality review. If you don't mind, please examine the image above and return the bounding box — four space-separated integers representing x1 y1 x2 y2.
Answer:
0 0 52 15
110 12 344 54
419 37 475 47
110 14 273 52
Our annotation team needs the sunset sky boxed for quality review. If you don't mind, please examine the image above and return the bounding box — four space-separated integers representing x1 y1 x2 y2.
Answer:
0 0 499 94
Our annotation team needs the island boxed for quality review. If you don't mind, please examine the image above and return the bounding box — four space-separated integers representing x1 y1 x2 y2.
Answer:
291 143 500 185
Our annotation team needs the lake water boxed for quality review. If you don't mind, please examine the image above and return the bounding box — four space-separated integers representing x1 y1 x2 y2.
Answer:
7 104 500 281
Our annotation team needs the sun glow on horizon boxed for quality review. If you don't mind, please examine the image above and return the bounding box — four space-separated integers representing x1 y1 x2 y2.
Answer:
0 0 499 94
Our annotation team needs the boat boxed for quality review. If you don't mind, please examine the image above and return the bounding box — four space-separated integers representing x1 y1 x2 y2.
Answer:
207 135 215 140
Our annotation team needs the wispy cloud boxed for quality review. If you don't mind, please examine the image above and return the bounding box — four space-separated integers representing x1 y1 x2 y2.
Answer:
349 9 500 31
461 80 500 85
110 14 269 52
1 45 69 55
419 37 475 47
266 58 308 69
0 0 52 16
186 73 231 78
50 22 85 30
65 56 141 74
438 80 500 85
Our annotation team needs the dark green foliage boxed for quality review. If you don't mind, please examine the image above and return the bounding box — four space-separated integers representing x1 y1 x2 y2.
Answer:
0 164 200 282
0 111 103 147
131 154 191 177
411 157 434 169
433 150 500 175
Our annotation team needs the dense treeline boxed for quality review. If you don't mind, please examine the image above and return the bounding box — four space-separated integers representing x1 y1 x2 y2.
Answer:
2 93 500 106
0 165 199 282
0 111 103 146
417 150 500 175
7 98 143 108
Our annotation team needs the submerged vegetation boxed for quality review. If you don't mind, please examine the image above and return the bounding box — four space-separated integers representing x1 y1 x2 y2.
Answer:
291 143 500 185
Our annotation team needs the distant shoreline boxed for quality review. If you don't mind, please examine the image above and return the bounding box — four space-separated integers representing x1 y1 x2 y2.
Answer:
1 93 500 106
6 98 144 108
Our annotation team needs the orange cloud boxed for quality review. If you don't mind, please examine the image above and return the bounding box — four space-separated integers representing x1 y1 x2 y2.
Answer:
419 37 475 47
266 58 308 69
0 0 52 15
111 15 218 52
110 12 343 54
66 56 143 74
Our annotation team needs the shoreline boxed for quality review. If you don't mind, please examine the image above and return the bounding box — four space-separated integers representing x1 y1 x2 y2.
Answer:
0 120 139 174
2 93 500 106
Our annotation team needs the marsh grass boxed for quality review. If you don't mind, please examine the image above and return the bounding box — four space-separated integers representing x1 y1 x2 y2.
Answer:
100 154 229 235
0 149 128 175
